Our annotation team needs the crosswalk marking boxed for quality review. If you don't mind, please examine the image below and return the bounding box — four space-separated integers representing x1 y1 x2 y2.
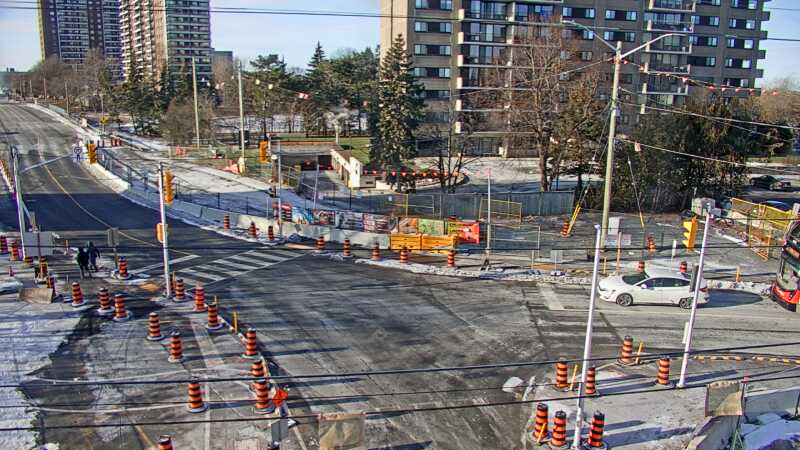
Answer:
181 268 226 281
229 252 284 264
131 254 200 275
210 259 255 271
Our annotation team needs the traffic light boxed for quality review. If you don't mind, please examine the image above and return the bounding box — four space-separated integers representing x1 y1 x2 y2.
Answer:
163 169 174 205
87 143 97 164
682 217 698 251
259 141 268 162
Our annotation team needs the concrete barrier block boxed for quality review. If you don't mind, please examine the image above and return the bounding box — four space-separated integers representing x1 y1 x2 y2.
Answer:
744 387 800 421
173 200 203 218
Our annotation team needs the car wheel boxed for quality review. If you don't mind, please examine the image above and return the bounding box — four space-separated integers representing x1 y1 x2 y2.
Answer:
616 294 633 307
679 297 693 309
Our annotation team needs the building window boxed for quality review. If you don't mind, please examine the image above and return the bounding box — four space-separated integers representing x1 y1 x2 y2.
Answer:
604 31 636 42
688 55 716 66
729 18 756 29
578 51 593 61
605 10 637 21
563 7 594 19
698 0 721 5
731 0 757 9
690 35 718 47
691 15 720 26
725 58 753 69
414 21 451 33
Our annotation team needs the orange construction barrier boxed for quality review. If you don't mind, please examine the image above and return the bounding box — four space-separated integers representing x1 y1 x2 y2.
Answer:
193 285 206 312
169 330 184 362
343 239 352 257
187 377 208 413
316 236 325 251
679 261 688 273
267 225 274 241
242 327 258 358
447 250 455 268
637 260 645 272
656 357 672 386
533 403 549 442
249 222 257 238
118 256 129 278
158 435 174 450
250 360 266 390
23 255 32 267
585 366 597 396
71 282 84 307
253 378 273 414
372 242 381 261
618 335 634 365
399 246 409 264
586 411 606 449
206 302 223 330
113 294 130 321
10 239 19 261
147 312 164 341
550 410 568 448
223 214 230 230
96 287 112 315
174 278 185 302
555 359 569 390
0 235 7 254
560 221 570 237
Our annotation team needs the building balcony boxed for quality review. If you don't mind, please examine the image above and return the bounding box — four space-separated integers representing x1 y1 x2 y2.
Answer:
458 31 511 45
458 8 510 23
645 20 693 33
642 61 691 74
645 40 692 54
641 82 689 95
647 0 696 13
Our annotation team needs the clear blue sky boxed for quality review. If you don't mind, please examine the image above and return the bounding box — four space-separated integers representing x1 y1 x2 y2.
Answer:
0 0 797 84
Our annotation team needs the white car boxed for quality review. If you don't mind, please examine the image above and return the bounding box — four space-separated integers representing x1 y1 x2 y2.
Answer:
598 268 709 309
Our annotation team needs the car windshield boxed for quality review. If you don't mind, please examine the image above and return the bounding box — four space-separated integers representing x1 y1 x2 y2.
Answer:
622 273 647 285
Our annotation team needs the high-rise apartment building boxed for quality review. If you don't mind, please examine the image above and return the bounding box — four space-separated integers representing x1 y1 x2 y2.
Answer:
119 0 212 81
37 0 122 69
381 0 771 156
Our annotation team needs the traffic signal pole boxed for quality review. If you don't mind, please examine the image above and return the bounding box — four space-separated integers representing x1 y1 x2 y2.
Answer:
158 162 172 299
677 211 712 388
11 147 27 258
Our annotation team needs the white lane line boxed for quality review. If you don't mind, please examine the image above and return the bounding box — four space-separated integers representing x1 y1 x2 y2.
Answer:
540 285 566 311
130 254 200 274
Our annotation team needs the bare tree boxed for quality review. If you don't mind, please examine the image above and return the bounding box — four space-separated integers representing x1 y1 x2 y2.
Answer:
495 20 605 191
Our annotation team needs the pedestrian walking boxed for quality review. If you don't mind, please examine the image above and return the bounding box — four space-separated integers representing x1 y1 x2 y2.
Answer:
87 241 100 272
76 248 91 279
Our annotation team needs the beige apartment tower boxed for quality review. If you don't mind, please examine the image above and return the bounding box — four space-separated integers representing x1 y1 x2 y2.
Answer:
119 0 212 81
381 0 771 156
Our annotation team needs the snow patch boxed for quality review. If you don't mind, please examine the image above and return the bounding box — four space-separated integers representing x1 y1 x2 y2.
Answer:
743 419 800 450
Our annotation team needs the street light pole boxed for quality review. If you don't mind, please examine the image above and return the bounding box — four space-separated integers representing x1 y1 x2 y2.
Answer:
157 162 172 299
677 209 712 388
237 60 246 162
572 224 603 448
11 147 27 258
191 57 201 151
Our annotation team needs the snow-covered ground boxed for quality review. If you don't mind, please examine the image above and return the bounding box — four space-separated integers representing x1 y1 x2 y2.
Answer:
0 292 81 449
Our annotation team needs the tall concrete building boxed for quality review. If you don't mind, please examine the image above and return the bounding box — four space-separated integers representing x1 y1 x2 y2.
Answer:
119 0 212 81
37 0 122 68
380 0 771 156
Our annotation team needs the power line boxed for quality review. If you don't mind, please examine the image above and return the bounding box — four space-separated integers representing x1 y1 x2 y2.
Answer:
1 370 797 432
6 340 799 389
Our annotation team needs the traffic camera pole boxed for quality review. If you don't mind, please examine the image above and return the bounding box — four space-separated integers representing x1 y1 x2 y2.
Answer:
572 224 603 448
677 210 713 388
237 60 246 163
599 41 622 246
158 162 172 298
191 57 201 151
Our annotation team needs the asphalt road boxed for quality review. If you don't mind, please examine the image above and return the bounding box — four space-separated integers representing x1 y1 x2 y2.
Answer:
2 101 800 450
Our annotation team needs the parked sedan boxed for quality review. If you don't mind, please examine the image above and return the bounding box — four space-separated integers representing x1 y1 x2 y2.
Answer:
750 175 791 191
598 268 709 309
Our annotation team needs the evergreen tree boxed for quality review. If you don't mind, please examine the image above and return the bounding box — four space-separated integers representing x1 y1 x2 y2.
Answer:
303 42 331 134
369 35 424 191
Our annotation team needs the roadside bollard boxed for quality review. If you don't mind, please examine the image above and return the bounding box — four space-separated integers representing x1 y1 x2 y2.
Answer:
118 256 129 279
316 236 325 251
147 312 164 341
399 246 409 264
679 261 687 273
585 366 597 396
158 435 174 450
187 377 208 413
113 294 130 321
223 214 230 230
206 302 223 330
618 335 634 365
168 330 184 362
249 222 257 238
342 239 352 258
267 225 274 241
586 411 607 449
0 235 7 254
253 378 273 414
372 242 381 261
242 327 258 358
555 359 569 390
655 357 673 387
10 240 19 261
193 285 206 312
637 260 645 272
174 278 185 302
96 287 112 315
533 403 549 443
550 411 568 449
71 282 85 307
447 249 456 268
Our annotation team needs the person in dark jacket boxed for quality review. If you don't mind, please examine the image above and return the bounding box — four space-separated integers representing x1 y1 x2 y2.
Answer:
76 248 91 279
87 241 100 272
